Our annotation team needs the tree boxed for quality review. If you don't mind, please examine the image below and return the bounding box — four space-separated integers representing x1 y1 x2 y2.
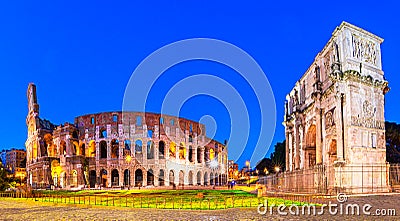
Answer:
255 158 272 175
0 162 11 191
270 141 286 172
386 121 400 163
255 140 286 174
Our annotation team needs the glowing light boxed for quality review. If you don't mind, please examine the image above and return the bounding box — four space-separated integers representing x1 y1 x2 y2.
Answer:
125 155 132 163
274 166 280 173
210 158 218 168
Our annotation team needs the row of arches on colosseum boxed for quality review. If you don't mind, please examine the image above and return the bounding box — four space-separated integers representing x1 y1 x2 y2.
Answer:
39 132 226 165
89 168 228 188
93 139 224 164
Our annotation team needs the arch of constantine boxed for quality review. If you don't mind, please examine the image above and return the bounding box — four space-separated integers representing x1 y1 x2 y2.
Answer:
282 22 390 193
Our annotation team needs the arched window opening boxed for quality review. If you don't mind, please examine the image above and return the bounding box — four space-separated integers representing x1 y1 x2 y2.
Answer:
197 171 201 185
88 140 96 157
188 171 193 185
204 172 208 186
100 169 108 187
100 141 107 159
60 141 66 156
100 128 107 138
111 169 119 186
169 142 176 158
169 170 175 186
124 169 130 186
209 148 215 160
159 170 165 186
111 139 119 158
197 147 202 163
159 141 165 159
135 169 143 187
147 169 154 186
179 170 184 186
189 146 194 163
72 131 79 139
135 140 142 154
179 143 185 160
124 140 131 156
147 141 154 159
147 130 153 138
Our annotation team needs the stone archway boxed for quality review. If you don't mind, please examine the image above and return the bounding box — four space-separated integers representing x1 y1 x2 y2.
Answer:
159 169 165 186
197 171 201 185
135 169 143 187
204 172 208 186
100 141 107 159
147 169 154 186
124 169 130 186
89 170 96 188
328 139 337 163
305 125 316 168
169 170 175 186
111 169 119 186
188 171 193 185
179 170 184 186
111 140 119 159
100 169 108 187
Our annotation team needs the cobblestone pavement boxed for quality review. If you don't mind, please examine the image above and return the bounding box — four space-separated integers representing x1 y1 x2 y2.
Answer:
0 195 399 220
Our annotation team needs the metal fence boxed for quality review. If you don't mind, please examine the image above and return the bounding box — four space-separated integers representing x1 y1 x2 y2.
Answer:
259 164 390 194
389 163 400 191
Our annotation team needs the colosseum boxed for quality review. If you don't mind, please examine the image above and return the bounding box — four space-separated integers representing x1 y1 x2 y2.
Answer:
25 83 228 190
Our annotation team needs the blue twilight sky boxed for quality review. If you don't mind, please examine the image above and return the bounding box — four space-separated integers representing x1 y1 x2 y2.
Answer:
1 1 400 168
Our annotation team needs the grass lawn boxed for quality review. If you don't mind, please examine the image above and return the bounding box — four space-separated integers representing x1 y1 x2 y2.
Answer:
26 189 311 210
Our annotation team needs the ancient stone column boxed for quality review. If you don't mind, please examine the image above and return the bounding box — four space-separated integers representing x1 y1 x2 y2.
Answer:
119 170 124 187
316 108 323 165
165 141 170 160
185 145 189 163
107 140 111 160
194 147 198 164
335 92 344 161
285 131 290 171
119 141 123 160
107 170 111 188
294 126 300 169
154 171 159 187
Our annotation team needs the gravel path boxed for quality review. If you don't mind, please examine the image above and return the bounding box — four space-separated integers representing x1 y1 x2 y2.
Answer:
1 194 399 220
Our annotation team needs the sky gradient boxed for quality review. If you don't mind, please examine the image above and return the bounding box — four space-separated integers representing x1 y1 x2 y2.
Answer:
1 1 399 168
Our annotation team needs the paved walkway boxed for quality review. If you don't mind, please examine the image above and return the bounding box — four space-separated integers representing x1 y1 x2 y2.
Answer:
0 195 399 220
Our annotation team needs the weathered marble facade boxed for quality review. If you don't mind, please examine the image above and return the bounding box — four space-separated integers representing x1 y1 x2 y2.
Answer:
283 22 390 193
25 83 228 190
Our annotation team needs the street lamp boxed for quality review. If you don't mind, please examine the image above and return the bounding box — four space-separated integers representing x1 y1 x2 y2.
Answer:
264 168 269 176
274 166 280 173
